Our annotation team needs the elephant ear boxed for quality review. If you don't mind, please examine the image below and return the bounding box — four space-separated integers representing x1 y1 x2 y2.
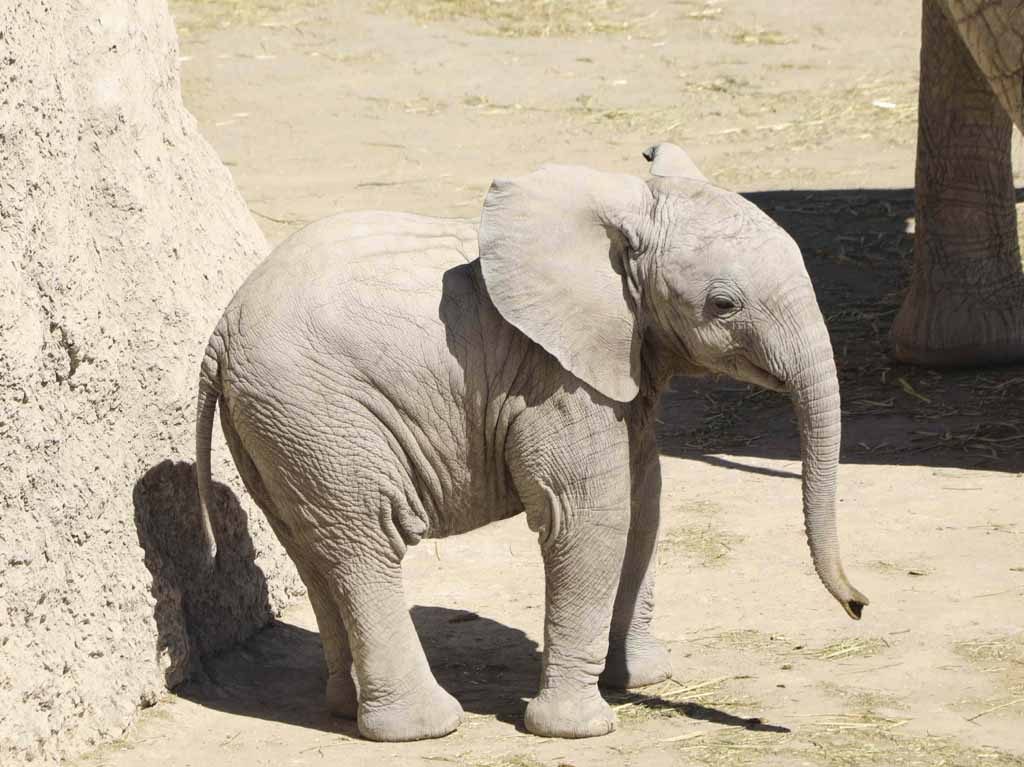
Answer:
642 142 708 181
478 164 652 403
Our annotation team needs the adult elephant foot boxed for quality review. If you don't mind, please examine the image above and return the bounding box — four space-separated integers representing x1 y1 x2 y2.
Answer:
600 632 672 689
892 282 1024 366
893 0 1024 367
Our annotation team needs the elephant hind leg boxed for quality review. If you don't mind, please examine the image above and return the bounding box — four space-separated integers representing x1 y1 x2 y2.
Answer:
222 410 460 740
267 515 359 719
218 409 357 718
317 495 463 742
297 561 358 719
218 404 275 515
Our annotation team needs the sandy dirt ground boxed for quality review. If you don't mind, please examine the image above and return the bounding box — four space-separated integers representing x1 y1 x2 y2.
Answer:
76 1 1024 765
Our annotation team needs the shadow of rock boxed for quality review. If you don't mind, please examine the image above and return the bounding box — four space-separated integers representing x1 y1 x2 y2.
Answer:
134 459 272 687
178 619 355 736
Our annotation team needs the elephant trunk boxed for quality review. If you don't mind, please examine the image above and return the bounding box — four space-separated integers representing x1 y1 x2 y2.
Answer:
781 311 869 620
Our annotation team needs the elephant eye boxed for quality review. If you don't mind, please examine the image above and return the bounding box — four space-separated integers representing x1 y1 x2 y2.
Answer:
710 296 738 313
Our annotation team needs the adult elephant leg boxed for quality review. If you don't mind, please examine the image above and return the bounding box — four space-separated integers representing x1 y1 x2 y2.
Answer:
942 0 1024 129
892 0 1024 365
601 416 672 689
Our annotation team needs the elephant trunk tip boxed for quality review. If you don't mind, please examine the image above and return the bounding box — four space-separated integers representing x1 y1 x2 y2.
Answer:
836 585 869 621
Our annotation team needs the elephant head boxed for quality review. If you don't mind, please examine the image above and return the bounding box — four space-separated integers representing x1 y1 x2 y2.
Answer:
478 144 868 620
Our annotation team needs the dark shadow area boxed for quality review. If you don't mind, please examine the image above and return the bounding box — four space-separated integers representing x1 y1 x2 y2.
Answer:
175 604 787 737
659 187 1024 474
176 617 358 736
695 454 802 479
175 606 537 734
412 606 539 726
603 688 790 734
134 460 272 687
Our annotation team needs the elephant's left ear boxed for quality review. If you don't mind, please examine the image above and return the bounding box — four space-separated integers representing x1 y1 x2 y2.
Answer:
479 164 652 403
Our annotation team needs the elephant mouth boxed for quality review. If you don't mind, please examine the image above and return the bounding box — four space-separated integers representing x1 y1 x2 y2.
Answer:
730 358 787 392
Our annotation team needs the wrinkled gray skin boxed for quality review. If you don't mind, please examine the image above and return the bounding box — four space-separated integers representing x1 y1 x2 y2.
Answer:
893 0 1024 365
195 146 867 742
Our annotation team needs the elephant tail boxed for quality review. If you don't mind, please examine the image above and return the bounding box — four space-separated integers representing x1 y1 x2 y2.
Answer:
195 337 223 566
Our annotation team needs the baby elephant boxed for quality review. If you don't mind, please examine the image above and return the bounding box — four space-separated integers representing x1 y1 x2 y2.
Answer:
195 144 867 742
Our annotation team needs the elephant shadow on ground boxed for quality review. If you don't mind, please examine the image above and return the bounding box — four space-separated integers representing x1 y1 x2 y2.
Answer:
134 460 273 688
660 187 1024 475
173 605 788 737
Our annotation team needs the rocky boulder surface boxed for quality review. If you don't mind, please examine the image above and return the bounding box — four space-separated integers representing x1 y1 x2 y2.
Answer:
0 2 303 763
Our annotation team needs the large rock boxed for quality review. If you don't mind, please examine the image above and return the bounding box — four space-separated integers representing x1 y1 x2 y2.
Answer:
0 2 303 764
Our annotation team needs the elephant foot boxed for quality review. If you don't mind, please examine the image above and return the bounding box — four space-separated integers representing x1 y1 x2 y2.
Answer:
891 285 1024 367
524 687 616 739
357 680 463 742
326 670 358 719
601 632 672 690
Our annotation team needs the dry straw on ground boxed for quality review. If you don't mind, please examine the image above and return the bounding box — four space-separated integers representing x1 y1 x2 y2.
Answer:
376 0 643 37
657 499 743 567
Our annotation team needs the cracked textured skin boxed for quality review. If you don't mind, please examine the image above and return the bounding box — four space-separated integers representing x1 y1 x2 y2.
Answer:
197 156 867 742
893 0 1024 364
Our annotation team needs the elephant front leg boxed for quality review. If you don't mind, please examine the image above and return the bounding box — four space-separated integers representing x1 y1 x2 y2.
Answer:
601 421 672 690
510 402 633 738
526 501 629 739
